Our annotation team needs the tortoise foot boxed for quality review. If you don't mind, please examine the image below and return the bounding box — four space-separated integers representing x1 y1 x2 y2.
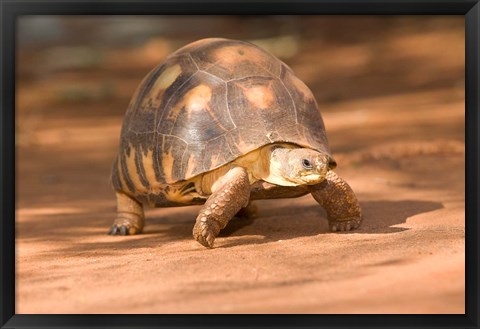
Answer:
328 217 362 232
108 213 144 236
193 219 221 248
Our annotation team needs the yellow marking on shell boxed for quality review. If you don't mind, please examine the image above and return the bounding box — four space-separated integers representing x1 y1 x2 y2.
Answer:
125 145 148 194
185 84 212 112
209 152 223 169
168 84 213 125
244 84 275 109
142 149 158 186
235 138 253 154
176 38 225 53
141 64 182 108
117 158 127 191
288 74 314 100
154 64 182 90
212 44 270 67
185 155 197 178
161 146 176 182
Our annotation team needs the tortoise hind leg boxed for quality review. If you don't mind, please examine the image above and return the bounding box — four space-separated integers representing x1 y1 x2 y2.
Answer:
109 191 145 235
309 171 362 232
193 167 250 248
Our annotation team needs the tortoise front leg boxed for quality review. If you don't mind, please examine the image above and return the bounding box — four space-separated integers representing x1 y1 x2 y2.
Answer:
309 170 362 232
109 191 145 235
193 167 250 248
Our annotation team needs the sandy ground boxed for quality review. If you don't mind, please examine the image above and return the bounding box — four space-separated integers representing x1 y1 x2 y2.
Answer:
15 17 465 314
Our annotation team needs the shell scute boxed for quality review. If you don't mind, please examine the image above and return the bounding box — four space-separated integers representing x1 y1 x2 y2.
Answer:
157 71 234 142
226 76 296 135
158 135 188 183
281 69 329 149
188 39 282 81
203 135 235 172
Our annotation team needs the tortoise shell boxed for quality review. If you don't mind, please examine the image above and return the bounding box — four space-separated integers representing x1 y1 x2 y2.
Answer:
114 38 331 189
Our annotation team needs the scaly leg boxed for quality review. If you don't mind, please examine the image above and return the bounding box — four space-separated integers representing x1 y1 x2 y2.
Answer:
109 191 145 235
309 170 362 232
193 167 251 248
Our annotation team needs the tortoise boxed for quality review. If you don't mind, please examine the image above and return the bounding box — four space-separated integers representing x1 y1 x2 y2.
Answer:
109 38 362 248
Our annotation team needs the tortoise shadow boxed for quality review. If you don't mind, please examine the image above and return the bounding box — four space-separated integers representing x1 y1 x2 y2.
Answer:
16 199 443 255
127 199 442 249
214 199 443 248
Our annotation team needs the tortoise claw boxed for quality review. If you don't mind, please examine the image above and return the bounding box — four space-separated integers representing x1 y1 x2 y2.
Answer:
108 214 144 236
193 220 220 248
206 232 215 248
108 224 119 235
329 217 362 232
196 234 215 249
108 224 132 236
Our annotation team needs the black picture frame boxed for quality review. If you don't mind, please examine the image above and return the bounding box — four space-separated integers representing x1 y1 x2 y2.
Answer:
1 1 479 328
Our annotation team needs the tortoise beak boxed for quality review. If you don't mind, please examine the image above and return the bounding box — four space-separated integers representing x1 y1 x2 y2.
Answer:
328 156 337 170
312 154 331 178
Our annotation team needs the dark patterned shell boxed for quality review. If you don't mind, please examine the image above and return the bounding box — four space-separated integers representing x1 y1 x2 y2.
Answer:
114 38 331 188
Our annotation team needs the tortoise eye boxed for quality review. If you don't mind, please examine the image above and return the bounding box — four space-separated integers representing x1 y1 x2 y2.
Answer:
302 159 313 169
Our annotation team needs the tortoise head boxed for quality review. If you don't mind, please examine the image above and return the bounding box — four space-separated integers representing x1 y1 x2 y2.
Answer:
270 146 336 186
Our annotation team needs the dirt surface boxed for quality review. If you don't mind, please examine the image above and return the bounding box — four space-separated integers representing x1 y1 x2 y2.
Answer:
16 17 465 314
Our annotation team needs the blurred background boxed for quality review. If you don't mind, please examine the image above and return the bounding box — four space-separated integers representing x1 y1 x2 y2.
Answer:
16 16 465 314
